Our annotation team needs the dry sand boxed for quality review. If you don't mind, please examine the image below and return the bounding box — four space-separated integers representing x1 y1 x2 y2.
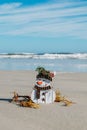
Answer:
0 71 87 130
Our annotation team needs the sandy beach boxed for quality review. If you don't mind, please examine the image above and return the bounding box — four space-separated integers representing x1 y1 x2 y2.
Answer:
0 71 87 130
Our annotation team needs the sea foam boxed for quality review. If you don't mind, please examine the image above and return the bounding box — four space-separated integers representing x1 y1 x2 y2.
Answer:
0 53 87 59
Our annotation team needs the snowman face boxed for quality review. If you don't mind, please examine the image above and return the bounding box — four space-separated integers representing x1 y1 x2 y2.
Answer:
35 78 51 87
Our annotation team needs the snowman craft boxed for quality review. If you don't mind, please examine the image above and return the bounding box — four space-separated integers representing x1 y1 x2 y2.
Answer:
31 67 56 104
12 67 75 108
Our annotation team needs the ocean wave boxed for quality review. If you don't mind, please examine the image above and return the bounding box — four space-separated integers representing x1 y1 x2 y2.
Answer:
0 53 87 59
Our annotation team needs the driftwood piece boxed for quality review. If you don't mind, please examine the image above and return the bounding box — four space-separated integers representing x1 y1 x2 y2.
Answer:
20 100 40 109
12 92 40 109
55 90 75 106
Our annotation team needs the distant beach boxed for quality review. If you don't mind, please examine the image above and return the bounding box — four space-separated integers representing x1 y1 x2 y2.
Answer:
0 53 87 72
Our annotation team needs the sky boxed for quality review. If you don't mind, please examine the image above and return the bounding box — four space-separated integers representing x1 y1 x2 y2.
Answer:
0 0 87 53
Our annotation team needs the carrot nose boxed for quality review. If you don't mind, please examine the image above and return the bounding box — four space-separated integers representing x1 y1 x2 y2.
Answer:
37 81 42 85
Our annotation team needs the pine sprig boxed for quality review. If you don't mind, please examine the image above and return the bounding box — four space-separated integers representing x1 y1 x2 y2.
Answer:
36 66 52 81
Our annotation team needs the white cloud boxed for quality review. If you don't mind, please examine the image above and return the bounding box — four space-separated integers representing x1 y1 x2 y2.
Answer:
0 3 22 11
0 1 87 39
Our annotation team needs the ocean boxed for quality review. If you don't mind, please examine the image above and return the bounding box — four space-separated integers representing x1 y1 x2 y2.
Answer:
0 53 87 72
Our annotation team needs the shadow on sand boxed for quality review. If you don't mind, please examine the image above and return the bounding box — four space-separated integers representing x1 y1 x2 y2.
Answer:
0 98 12 103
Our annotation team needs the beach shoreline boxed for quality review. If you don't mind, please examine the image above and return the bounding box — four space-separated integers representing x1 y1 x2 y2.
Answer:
0 71 87 130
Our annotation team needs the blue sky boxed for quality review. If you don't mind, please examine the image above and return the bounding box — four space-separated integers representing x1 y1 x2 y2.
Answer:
0 0 87 53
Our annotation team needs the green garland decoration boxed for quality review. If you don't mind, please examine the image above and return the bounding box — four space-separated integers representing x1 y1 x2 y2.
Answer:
36 66 52 81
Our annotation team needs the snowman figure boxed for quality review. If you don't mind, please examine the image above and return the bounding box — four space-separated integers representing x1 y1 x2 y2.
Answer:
31 67 56 104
